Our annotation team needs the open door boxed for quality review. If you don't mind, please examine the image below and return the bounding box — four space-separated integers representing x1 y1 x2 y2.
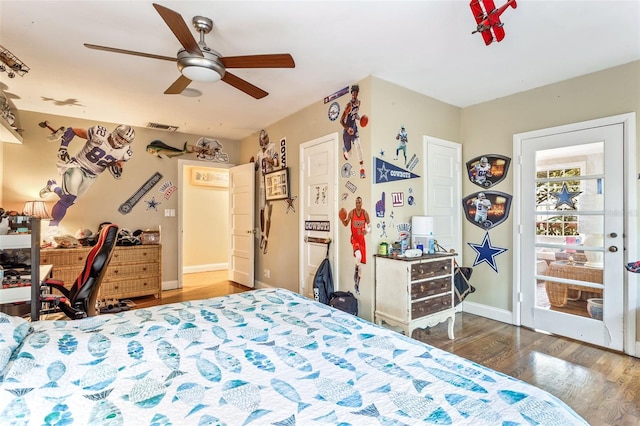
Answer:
515 117 631 351
229 163 255 287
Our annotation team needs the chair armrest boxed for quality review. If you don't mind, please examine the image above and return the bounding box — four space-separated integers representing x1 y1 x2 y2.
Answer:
42 279 71 297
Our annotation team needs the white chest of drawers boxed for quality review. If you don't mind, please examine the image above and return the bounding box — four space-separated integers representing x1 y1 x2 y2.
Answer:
374 253 456 339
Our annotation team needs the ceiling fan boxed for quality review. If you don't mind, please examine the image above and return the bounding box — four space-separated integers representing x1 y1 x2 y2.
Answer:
84 3 295 99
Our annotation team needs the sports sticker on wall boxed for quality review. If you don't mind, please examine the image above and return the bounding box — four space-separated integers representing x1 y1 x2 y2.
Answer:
375 192 386 218
279 137 287 168
462 190 512 230
339 84 368 179
374 157 420 184
158 180 177 200
145 197 161 212
467 231 508 273
119 172 163 215
467 154 511 188
145 137 229 162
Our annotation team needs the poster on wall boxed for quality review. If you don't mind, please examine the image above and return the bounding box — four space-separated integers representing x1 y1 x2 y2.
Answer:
466 154 511 188
462 190 512 230
373 157 420 184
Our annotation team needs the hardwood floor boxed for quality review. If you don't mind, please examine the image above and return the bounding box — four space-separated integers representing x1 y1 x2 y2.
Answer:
123 272 640 425
130 270 248 309
419 313 640 426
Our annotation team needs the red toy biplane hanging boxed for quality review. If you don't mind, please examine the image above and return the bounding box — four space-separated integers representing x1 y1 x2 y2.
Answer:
470 0 517 45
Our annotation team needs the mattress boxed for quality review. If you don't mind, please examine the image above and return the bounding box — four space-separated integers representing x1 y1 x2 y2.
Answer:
0 287 587 425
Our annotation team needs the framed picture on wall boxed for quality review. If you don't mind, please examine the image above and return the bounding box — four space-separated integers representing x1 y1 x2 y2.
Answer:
190 168 229 187
264 168 290 201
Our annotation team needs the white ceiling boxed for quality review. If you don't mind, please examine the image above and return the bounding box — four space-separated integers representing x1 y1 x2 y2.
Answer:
1 1 639 141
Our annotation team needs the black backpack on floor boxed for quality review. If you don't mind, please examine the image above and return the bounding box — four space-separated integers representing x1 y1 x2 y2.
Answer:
329 291 358 316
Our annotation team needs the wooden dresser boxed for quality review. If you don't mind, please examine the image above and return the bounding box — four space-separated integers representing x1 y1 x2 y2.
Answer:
40 244 162 301
374 253 456 339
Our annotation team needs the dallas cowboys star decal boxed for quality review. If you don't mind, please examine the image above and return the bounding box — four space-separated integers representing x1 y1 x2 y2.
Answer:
377 163 390 182
549 182 582 209
467 232 508 273
285 195 297 214
145 197 161 212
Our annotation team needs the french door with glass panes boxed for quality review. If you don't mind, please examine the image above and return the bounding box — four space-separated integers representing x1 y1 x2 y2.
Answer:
516 122 624 351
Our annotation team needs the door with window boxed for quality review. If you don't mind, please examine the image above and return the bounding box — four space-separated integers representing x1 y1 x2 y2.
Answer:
516 121 625 350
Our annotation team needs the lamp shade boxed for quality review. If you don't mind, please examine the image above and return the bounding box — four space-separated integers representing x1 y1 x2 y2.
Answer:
23 200 52 219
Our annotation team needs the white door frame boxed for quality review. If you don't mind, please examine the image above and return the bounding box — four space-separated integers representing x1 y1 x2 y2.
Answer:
178 159 232 290
512 112 637 356
298 133 339 298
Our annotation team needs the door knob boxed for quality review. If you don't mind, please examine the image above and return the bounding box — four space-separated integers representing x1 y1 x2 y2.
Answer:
609 246 618 252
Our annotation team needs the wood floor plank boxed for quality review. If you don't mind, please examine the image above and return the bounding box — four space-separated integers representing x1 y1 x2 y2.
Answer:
420 312 640 426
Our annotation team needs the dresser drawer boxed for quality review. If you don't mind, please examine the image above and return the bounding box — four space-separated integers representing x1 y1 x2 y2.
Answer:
411 259 451 281
411 277 451 300
41 249 89 266
105 262 160 279
110 246 160 264
99 276 160 299
411 294 452 319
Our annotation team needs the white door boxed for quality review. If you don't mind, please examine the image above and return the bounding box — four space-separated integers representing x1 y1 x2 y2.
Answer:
425 137 463 259
516 122 625 350
229 163 255 287
299 133 338 299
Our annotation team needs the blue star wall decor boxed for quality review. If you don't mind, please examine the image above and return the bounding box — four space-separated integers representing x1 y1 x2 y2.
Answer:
549 182 582 209
145 197 161 212
467 232 508 273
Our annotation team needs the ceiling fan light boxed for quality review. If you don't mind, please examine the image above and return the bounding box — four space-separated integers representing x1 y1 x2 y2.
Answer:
182 66 221 82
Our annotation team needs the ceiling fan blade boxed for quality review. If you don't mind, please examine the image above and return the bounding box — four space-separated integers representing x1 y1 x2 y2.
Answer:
222 72 268 99
221 54 295 69
84 43 176 62
164 75 192 94
153 3 203 57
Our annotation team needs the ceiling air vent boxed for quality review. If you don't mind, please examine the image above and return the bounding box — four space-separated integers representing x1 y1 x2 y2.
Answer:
147 122 178 132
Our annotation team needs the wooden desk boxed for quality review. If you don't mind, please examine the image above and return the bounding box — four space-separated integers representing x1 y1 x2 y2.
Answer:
544 261 603 307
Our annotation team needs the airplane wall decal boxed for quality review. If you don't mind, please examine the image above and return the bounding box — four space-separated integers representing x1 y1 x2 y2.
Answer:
470 0 517 45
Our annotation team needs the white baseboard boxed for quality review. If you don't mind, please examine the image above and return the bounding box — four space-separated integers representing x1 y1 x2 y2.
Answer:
183 263 228 274
253 280 275 289
461 301 514 325
162 280 178 291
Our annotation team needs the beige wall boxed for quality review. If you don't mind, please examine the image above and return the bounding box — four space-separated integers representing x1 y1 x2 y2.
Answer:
239 76 462 320
1 110 240 283
2 61 638 338
461 61 640 313
239 62 639 328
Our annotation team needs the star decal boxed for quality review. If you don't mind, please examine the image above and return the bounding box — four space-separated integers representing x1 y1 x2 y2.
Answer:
379 149 386 157
467 232 508 273
549 182 582 209
285 195 297 214
145 197 161 212
377 163 390 182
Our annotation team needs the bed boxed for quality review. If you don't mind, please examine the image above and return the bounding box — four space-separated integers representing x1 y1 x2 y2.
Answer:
0 288 587 425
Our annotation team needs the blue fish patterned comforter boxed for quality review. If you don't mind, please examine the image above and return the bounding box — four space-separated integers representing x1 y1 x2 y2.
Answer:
0 288 587 425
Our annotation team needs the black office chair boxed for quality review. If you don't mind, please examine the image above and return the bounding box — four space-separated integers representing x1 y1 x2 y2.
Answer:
41 224 119 319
